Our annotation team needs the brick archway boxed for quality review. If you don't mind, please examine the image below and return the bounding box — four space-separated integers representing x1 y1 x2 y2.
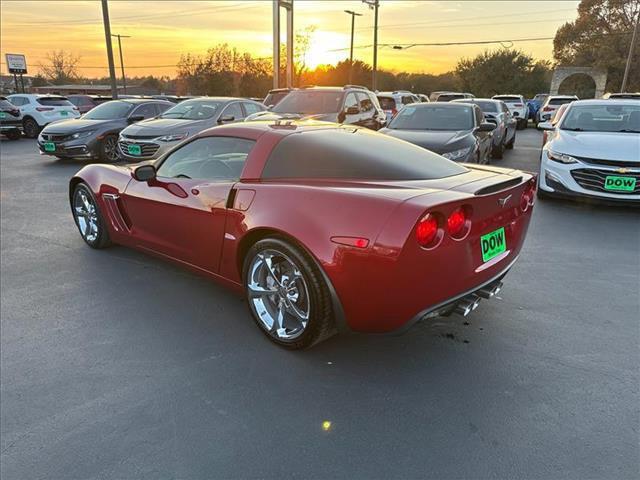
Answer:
550 67 607 98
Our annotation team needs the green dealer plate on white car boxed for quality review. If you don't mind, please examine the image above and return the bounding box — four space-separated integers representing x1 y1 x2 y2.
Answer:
127 144 142 156
604 175 636 192
481 227 506 263
0 112 6 119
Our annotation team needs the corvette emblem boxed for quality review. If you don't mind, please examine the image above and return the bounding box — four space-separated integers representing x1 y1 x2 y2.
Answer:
497 194 512 207
617 168 629 174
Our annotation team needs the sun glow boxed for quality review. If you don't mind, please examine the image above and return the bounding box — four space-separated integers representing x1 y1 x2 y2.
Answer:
304 31 351 70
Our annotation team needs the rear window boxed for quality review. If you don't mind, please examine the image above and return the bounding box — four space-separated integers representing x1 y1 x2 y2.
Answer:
549 98 575 105
465 100 498 112
494 96 521 103
436 94 465 102
377 96 396 110
264 91 291 107
36 97 73 106
263 128 467 181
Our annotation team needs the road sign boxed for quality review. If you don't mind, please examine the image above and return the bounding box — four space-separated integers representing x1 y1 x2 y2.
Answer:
5 54 27 74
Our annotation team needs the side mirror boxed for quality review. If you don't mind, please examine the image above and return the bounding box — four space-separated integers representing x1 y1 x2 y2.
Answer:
218 115 235 124
478 122 496 132
345 106 360 115
537 122 554 131
128 114 145 123
485 118 498 125
132 164 156 182
512 111 520 117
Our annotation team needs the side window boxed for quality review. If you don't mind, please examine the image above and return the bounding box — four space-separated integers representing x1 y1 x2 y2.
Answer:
156 136 256 182
10 97 26 106
344 93 359 112
243 102 263 116
132 103 157 119
474 107 484 126
502 103 509 115
222 102 243 120
401 95 414 105
156 103 171 115
357 92 373 112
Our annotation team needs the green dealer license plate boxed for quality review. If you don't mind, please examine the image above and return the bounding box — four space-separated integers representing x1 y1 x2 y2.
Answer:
128 144 142 156
604 175 636 192
481 227 506 263
44 142 56 152
0 112 6 119
60 111 68 116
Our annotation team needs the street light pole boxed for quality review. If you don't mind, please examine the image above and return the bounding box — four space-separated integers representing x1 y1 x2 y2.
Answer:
100 0 118 99
362 0 380 91
344 10 363 84
621 11 639 92
111 34 131 94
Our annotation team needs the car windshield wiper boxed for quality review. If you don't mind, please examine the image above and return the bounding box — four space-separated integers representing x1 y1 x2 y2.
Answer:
562 127 584 131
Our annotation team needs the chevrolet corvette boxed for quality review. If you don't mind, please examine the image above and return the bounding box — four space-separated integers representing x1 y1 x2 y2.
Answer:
69 120 536 349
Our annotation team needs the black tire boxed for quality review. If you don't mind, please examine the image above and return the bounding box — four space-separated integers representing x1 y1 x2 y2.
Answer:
71 182 111 249
100 134 120 163
6 130 21 140
243 237 336 349
506 132 516 149
492 139 504 159
22 117 40 138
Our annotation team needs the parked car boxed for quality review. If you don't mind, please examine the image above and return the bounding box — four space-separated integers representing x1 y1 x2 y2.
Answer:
432 92 475 102
37 99 172 162
7 94 80 138
263 88 295 107
417 94 430 102
527 93 549 121
91 95 113 105
247 85 387 130
66 95 100 114
151 95 197 104
538 99 639 204
492 95 528 129
602 92 640 100
377 91 420 123
0 96 23 140
119 97 266 161
537 102 571 146
452 98 516 159
379 102 495 164
68 120 536 349
538 95 579 123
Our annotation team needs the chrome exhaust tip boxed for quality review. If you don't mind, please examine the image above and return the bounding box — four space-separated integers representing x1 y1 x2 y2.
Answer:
454 296 480 316
477 282 503 299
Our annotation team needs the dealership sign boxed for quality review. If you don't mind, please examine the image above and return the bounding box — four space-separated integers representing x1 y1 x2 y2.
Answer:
5 54 27 74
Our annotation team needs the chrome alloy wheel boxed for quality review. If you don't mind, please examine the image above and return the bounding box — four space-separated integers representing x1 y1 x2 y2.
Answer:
73 188 99 242
103 136 119 162
247 249 311 340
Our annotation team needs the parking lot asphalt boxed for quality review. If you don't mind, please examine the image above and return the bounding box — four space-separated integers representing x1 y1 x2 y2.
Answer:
1 128 638 480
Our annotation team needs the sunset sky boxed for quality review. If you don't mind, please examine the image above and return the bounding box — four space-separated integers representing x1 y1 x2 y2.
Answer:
1 0 581 78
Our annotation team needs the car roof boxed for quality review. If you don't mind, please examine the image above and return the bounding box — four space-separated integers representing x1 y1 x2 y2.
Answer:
567 99 639 107
452 98 500 102
117 98 173 104
493 94 523 97
547 95 578 99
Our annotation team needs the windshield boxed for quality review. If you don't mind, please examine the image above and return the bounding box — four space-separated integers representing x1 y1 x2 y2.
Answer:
264 91 290 107
161 100 223 120
560 104 640 133
388 105 474 131
464 100 498 112
272 90 343 114
83 101 133 120
437 94 465 102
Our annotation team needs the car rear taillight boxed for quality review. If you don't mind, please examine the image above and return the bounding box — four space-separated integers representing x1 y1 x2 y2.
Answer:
527 180 537 206
447 207 467 237
514 103 523 107
36 107 54 111
520 181 536 212
416 214 439 248
542 106 553 112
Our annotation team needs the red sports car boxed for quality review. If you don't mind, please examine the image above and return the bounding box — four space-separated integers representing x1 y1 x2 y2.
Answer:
69 121 536 349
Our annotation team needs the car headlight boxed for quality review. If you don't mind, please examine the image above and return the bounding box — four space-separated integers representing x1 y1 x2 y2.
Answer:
442 147 472 161
70 130 94 139
156 132 189 142
547 150 578 164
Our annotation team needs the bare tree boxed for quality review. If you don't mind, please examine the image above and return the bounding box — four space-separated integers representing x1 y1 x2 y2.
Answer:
38 50 81 85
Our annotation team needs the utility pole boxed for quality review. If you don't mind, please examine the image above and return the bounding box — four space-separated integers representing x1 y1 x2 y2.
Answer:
621 11 639 92
111 34 130 94
362 0 380 91
272 0 294 89
101 0 118 99
344 10 363 84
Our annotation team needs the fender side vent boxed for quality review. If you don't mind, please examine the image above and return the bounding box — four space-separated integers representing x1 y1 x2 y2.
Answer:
475 177 522 196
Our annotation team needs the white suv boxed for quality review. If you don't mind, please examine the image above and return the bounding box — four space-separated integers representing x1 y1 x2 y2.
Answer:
7 94 80 138
492 94 528 129
538 95 579 123
377 91 420 123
